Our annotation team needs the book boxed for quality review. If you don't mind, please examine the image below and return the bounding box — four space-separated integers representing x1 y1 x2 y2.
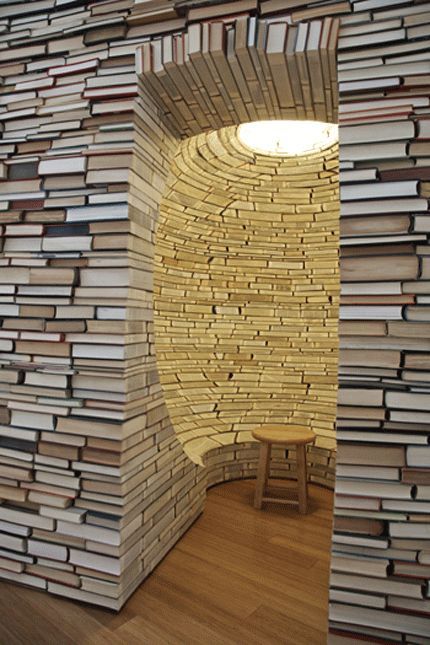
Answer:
330 603 430 638
407 448 430 468
337 445 405 467
331 572 423 598
341 255 419 282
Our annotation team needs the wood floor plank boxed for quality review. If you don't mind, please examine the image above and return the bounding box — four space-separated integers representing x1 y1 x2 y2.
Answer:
0 481 333 645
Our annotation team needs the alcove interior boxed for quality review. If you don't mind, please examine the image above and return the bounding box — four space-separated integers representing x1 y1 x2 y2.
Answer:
154 123 339 482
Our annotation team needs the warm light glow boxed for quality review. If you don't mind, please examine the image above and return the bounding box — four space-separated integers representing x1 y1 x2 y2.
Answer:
237 120 338 156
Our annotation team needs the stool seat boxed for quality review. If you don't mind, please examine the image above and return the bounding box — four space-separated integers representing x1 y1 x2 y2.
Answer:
252 424 316 513
252 424 315 446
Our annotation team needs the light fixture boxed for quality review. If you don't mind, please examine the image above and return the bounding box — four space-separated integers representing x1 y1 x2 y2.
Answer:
237 120 338 157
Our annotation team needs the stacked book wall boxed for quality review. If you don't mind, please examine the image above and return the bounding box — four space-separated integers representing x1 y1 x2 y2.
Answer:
331 2 430 642
0 0 429 636
0 0 132 609
0 0 205 610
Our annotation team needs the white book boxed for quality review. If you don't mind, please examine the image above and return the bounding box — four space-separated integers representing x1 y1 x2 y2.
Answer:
335 496 381 511
340 18 401 38
35 471 80 490
0 569 46 590
391 410 430 424
335 480 413 499
0 305 19 316
39 156 86 174
340 141 406 161
35 454 69 469
48 59 98 76
265 22 287 54
0 426 38 442
330 572 422 598
339 59 429 82
342 197 427 216
69 548 121 575
339 56 384 70
336 465 399 480
57 521 120 546
342 234 426 247
71 461 120 477
341 180 418 200
332 534 389 549
42 237 92 252
18 286 72 297
416 486 430 501
0 533 26 552
341 121 414 144
331 554 389 578
418 552 430 565
0 548 32 564
330 602 430 638
340 282 401 295
10 410 55 431
340 168 378 182
72 344 125 360
39 506 86 524
338 27 405 51
329 588 385 609
0 507 54 530
48 582 119 610
27 539 68 561
340 77 401 92
340 96 429 113
338 388 383 406
89 192 128 204
96 307 126 320
418 120 430 138
66 204 128 222
390 50 430 65
306 20 321 50
407 447 430 467
294 21 309 52
389 522 430 539
6 224 43 237
340 306 403 320
4 238 42 252
355 0 410 9
0 191 45 200
383 500 430 512
386 392 430 411
247 16 256 48
388 595 430 614
0 520 30 537
334 543 417 562
336 431 428 444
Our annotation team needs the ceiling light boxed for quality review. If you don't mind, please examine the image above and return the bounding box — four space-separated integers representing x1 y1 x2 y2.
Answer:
237 120 338 156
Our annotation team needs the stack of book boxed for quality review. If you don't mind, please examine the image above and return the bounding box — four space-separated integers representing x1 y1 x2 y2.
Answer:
330 2 430 642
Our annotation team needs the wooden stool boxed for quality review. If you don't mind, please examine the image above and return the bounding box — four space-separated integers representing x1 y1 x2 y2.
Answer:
252 424 316 514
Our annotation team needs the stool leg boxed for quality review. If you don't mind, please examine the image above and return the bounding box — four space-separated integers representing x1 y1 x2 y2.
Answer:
254 442 271 509
296 444 308 514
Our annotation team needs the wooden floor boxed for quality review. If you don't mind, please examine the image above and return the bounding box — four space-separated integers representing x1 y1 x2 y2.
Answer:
0 480 333 645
